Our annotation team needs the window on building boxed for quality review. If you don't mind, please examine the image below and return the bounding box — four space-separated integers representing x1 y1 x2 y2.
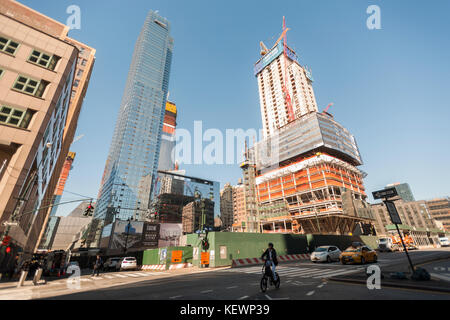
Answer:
0 69 3 78
0 36 20 55
28 50 60 71
0 105 34 129
13 75 49 98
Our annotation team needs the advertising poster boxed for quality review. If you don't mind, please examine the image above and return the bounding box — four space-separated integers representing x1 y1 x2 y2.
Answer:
158 223 182 247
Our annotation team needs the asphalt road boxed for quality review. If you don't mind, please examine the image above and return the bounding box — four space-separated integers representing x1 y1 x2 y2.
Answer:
37 248 450 300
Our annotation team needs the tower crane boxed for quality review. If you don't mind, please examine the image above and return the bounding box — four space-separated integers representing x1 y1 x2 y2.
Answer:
322 103 334 115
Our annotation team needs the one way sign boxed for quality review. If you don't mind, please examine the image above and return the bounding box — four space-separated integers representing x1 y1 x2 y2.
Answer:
372 187 398 200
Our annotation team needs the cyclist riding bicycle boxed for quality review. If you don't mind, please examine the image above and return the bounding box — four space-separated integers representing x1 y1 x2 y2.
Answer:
261 243 278 282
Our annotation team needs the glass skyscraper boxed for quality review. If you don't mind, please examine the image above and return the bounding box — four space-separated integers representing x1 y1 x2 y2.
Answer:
94 11 173 223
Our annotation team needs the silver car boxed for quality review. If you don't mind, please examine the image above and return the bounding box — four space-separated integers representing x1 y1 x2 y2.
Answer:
104 257 121 271
117 257 138 271
310 246 341 263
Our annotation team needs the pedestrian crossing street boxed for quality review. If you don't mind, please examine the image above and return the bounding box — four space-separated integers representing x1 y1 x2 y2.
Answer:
49 271 167 284
223 265 365 279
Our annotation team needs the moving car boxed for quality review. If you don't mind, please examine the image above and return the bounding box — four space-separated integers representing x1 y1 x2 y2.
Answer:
340 245 377 265
438 237 449 247
104 257 121 271
310 246 341 263
117 257 138 271
377 237 399 252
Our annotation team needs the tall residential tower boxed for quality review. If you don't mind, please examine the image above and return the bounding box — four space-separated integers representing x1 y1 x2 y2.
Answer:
250 20 375 235
94 11 173 225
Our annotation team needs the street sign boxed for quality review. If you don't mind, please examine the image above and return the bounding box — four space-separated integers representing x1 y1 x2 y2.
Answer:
372 187 398 200
2 221 18 227
171 250 182 263
384 200 402 225
200 252 210 265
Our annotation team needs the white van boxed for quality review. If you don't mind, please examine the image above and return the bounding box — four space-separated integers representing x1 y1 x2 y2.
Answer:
438 237 449 247
377 237 399 252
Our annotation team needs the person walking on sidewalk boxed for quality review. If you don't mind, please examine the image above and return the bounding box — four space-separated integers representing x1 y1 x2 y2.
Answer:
92 255 103 277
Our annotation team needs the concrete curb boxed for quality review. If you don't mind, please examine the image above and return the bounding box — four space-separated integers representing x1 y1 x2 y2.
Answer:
329 276 450 294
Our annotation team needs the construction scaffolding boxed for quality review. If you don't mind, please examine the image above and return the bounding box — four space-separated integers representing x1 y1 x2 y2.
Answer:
256 152 375 235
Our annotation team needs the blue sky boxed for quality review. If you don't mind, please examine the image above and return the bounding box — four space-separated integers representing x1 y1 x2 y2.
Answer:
20 0 450 216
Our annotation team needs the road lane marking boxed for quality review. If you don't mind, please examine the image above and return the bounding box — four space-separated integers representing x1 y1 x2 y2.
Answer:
317 283 324 288
169 295 183 299
226 286 238 289
201 290 213 294
238 296 249 300
265 294 289 300
430 273 450 282
306 290 315 296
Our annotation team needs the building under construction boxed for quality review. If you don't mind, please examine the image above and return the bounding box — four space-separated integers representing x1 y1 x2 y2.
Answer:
247 18 375 235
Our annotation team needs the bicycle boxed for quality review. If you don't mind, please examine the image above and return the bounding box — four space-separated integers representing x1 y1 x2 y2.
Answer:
260 260 280 292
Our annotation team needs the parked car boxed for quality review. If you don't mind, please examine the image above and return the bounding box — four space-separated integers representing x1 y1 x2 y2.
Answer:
104 257 121 271
310 246 341 263
117 257 137 271
377 237 399 252
340 245 377 265
438 237 449 247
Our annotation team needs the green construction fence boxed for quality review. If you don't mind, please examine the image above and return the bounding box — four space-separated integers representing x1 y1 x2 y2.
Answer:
186 232 379 268
142 246 193 269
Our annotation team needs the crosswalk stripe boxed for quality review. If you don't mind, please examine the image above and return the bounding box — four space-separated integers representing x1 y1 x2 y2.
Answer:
225 265 364 280
312 269 361 279
284 269 335 277
125 273 141 277
113 274 127 278
276 268 318 275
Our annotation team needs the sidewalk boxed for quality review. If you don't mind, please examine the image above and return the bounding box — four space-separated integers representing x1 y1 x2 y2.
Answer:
0 264 231 300
329 251 450 293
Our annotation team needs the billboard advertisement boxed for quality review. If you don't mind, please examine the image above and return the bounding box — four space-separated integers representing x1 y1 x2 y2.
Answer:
158 223 183 247
109 221 160 251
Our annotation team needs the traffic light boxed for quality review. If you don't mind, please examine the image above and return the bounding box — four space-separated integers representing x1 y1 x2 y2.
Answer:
201 239 209 250
5 246 11 254
1 235 11 246
84 202 94 216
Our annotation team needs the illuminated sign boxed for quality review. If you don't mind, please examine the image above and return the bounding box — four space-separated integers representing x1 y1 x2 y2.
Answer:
254 41 297 76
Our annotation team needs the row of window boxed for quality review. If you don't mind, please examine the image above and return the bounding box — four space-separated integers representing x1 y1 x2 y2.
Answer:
0 62 53 129
0 105 34 128
0 35 61 71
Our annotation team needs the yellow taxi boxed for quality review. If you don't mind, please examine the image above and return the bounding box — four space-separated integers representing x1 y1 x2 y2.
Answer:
340 243 378 265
